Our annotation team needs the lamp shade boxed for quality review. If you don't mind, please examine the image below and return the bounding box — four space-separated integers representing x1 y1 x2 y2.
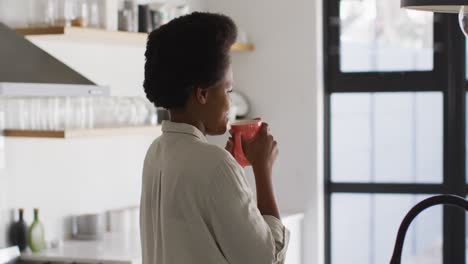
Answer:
401 0 468 13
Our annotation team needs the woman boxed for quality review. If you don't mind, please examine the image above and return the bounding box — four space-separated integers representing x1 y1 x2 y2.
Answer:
140 12 289 264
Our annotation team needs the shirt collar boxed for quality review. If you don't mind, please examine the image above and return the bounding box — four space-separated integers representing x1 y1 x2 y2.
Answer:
161 120 208 143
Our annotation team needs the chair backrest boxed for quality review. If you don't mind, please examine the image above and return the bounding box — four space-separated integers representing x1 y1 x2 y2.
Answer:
0 246 20 264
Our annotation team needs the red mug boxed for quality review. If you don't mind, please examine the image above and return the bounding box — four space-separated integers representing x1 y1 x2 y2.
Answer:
230 119 262 167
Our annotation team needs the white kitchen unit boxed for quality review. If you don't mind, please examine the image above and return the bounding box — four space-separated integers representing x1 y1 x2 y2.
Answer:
20 232 142 264
283 212 304 264
20 212 304 264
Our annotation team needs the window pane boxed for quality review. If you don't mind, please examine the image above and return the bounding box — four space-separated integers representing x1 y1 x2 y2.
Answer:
332 194 442 264
331 92 443 183
466 42 468 80
466 93 468 182
340 0 433 72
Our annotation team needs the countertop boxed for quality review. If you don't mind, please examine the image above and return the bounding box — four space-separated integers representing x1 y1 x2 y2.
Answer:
20 232 142 264
20 212 304 264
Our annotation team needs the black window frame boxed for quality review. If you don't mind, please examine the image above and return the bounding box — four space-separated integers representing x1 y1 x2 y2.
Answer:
324 1 467 263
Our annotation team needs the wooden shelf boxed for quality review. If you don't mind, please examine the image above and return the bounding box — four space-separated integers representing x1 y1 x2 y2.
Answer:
16 26 148 47
4 126 162 138
15 26 255 51
231 42 255 52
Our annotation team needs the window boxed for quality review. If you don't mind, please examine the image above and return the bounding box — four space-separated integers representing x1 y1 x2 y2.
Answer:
331 92 443 183
324 0 467 263
340 0 433 72
332 194 442 263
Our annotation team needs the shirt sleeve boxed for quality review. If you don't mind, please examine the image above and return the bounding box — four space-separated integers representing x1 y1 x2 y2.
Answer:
204 156 290 264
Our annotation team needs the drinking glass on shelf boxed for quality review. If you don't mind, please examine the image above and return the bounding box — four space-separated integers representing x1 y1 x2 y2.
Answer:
63 97 72 129
134 97 148 126
88 0 100 28
72 0 89 27
114 97 126 127
73 97 91 129
72 98 82 129
45 0 59 26
8 97 24 130
146 101 157 126
1 97 10 129
28 0 59 27
118 0 138 32
94 97 111 128
1 96 159 131
86 97 94 129
28 98 38 130
128 97 139 126
47 97 59 130
61 0 77 27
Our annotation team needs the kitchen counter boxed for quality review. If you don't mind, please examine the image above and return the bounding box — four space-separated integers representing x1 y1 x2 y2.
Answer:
20 212 304 264
21 232 142 264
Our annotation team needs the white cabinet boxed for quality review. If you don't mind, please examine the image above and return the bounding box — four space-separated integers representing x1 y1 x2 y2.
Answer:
282 213 304 264
20 233 141 264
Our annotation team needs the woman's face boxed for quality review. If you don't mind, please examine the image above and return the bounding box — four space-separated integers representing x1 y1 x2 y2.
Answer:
203 65 233 135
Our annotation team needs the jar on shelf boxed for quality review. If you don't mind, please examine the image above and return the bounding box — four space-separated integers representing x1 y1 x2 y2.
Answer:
57 0 77 27
118 0 138 32
71 0 89 27
88 0 101 28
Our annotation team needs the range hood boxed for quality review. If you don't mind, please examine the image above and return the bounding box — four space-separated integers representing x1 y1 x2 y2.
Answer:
0 23 109 96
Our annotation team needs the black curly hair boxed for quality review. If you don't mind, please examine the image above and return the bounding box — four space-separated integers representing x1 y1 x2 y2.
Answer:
143 12 237 110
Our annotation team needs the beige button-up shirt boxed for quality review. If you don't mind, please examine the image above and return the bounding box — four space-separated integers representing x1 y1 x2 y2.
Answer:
140 121 289 264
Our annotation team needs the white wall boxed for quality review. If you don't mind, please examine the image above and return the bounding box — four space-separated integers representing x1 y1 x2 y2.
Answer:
204 1 324 263
3 134 157 241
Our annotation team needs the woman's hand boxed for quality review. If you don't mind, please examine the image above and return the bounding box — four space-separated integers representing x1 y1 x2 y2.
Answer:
242 123 278 173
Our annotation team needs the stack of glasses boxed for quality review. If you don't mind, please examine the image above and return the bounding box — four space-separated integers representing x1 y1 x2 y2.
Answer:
0 96 157 131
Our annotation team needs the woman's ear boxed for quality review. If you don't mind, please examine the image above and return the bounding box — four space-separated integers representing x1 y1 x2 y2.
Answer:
194 86 209 105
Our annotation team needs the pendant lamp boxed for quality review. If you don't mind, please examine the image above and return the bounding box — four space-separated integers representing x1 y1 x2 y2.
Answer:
402 0 468 35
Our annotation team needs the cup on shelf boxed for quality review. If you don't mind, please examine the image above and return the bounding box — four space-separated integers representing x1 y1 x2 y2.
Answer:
72 213 105 240
88 0 100 28
28 0 59 27
118 0 138 32
71 0 89 27
59 0 78 27
138 4 153 33
54 0 96 27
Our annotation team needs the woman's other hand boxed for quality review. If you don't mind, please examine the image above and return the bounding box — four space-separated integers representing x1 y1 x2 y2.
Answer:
241 123 278 174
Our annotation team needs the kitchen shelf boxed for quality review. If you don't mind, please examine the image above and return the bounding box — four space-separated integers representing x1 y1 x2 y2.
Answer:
231 42 255 52
15 26 255 51
4 126 162 138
